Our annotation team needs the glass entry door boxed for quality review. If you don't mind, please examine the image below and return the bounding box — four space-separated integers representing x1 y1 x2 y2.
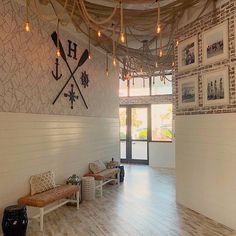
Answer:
119 106 149 164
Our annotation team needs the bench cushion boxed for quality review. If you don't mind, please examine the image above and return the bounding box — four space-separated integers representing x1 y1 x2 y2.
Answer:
84 168 119 181
30 170 56 196
89 160 106 174
18 185 79 208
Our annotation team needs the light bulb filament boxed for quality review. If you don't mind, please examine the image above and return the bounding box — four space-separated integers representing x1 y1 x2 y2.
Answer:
56 48 60 57
25 21 30 32
157 24 161 34
120 32 125 43
112 57 117 66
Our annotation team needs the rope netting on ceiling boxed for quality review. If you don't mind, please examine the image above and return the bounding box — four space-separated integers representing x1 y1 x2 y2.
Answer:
33 0 213 79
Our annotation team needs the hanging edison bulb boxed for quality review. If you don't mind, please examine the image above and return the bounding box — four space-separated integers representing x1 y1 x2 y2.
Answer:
176 38 179 46
159 49 163 57
156 0 161 34
106 52 109 76
120 32 125 43
88 27 92 59
25 0 30 32
172 61 175 67
97 30 102 37
112 57 117 66
120 1 125 43
140 66 143 73
56 48 60 58
56 19 61 57
155 61 158 68
112 24 116 67
25 21 30 32
156 24 161 34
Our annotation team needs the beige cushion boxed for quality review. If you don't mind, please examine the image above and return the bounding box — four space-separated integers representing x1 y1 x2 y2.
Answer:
30 171 56 195
89 160 106 174
18 185 80 207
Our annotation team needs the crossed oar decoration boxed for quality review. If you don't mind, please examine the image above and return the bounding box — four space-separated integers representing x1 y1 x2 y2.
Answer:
51 31 89 109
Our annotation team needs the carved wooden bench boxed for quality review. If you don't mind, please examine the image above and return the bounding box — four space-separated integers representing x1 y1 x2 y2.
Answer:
18 184 80 231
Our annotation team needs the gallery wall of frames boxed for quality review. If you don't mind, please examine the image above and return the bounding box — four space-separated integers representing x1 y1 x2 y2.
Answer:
174 1 236 116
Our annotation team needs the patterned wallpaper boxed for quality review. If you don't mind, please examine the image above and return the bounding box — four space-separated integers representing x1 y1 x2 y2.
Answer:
0 0 119 118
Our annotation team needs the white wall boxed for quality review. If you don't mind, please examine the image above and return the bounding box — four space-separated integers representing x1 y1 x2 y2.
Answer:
149 142 175 168
176 114 236 230
0 112 119 211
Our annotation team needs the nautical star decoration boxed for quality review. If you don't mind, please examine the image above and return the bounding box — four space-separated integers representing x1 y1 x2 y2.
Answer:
64 84 79 109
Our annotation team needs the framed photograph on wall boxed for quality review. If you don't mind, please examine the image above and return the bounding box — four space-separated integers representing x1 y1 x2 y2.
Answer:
178 35 198 72
178 76 198 108
202 67 229 106
202 21 228 65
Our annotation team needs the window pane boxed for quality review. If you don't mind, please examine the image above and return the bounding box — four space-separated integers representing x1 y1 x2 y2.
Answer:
119 79 128 97
130 77 150 96
151 75 172 95
151 104 173 142
120 141 126 159
131 108 147 140
119 107 127 139
132 141 148 160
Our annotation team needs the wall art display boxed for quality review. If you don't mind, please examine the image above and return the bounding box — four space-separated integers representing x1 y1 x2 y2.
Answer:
202 67 229 106
51 31 89 109
178 35 198 72
178 76 198 108
202 21 228 65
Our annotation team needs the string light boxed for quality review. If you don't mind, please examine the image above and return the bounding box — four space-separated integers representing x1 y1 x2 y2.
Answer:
97 30 101 37
56 19 60 57
88 27 91 59
120 32 125 43
176 38 179 46
156 0 161 34
120 1 125 43
112 56 117 66
112 24 116 67
155 61 158 68
172 61 175 67
159 49 163 57
106 52 109 76
25 0 30 32
159 31 163 58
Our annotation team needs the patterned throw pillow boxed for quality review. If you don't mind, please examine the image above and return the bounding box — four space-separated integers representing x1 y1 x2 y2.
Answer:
89 160 106 174
30 171 56 195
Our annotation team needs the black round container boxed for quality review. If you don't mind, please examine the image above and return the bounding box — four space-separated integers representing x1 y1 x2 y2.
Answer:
2 205 28 236
119 166 125 182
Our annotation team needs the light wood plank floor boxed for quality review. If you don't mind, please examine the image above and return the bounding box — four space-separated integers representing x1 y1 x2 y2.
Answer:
28 165 235 236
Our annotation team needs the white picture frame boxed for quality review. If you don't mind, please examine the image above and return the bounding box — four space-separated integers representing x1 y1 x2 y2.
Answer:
178 35 198 72
202 21 228 65
178 76 198 108
202 67 229 107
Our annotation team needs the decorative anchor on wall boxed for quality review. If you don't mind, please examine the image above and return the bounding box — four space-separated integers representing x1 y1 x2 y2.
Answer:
64 84 78 109
52 58 62 80
51 31 89 109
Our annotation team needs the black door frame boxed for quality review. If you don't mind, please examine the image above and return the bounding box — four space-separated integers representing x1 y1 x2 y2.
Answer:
120 104 151 165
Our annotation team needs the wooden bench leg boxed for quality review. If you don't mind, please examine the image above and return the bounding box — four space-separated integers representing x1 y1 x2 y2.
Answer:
40 208 44 232
76 191 80 210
